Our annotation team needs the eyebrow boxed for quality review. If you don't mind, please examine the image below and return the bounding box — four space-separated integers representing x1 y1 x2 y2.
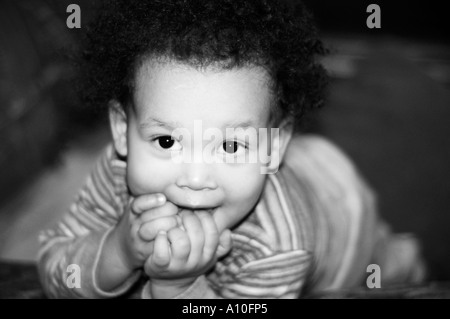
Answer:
139 118 183 130
139 117 257 130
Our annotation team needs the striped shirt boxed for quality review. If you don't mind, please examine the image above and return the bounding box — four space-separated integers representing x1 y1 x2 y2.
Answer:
37 135 423 298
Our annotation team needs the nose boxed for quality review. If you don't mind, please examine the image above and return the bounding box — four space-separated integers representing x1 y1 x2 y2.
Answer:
176 163 217 191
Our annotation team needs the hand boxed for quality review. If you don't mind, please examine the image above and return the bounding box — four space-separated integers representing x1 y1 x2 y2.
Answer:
110 193 180 272
145 210 232 298
97 193 184 292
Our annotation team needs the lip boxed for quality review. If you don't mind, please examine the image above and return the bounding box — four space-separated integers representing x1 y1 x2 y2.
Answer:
176 205 218 215
164 188 222 215
168 196 220 212
167 187 223 208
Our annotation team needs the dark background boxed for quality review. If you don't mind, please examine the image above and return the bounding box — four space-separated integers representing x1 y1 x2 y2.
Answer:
304 0 448 42
0 0 449 286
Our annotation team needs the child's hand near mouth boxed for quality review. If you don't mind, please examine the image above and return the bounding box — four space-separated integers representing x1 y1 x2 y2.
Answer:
97 193 179 291
101 191 231 297
144 208 232 299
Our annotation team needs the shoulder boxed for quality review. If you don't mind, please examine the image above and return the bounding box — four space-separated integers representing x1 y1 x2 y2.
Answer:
281 135 379 290
282 134 376 201
76 142 129 213
284 135 357 178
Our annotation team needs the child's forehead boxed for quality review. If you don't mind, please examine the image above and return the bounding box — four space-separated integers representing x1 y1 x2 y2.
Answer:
134 58 271 89
132 59 274 127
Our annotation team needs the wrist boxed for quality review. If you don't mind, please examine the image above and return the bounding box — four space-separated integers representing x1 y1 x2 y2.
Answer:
150 277 197 299
94 227 136 292
107 227 138 273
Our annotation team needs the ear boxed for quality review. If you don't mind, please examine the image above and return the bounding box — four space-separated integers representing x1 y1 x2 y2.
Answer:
108 100 128 157
266 120 293 174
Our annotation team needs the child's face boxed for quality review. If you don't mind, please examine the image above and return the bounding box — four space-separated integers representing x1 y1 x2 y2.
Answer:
110 60 292 232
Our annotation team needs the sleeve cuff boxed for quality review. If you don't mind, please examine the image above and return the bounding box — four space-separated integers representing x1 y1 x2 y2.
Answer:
91 227 142 298
141 276 216 299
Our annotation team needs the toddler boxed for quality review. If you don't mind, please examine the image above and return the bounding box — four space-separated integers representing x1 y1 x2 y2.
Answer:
38 0 425 298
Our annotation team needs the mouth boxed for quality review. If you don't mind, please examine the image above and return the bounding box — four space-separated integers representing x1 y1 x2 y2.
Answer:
176 205 218 215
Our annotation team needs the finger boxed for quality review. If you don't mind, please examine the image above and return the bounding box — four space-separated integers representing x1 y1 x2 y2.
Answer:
216 229 232 259
136 240 155 258
139 200 179 223
146 240 155 256
151 231 171 268
176 214 184 229
195 211 219 261
167 227 191 263
138 216 179 241
181 211 204 264
131 193 166 215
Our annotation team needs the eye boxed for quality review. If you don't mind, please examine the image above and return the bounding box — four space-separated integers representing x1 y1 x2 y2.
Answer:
154 136 182 151
223 141 238 154
158 136 174 149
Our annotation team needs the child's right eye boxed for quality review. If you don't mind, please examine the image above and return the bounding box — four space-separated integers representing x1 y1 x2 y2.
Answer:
153 136 182 151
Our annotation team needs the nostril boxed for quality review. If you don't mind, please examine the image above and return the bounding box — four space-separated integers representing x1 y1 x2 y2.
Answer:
175 164 218 190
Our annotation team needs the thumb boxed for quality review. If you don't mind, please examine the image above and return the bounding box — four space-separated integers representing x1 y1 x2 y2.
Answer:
216 229 232 259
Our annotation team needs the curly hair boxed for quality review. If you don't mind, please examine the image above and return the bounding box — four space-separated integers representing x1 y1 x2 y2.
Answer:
78 0 328 133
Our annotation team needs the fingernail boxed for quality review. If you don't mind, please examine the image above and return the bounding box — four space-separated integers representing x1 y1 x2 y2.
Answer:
157 194 165 203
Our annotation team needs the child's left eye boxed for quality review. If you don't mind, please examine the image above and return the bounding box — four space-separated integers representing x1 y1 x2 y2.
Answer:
153 136 182 151
221 140 246 154
223 141 238 154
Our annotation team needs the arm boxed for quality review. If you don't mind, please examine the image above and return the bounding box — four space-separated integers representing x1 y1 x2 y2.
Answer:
186 249 312 299
283 135 426 289
141 231 313 299
38 145 141 298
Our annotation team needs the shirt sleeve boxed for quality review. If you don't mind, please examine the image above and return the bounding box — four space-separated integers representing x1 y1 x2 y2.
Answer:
37 145 142 298
208 249 312 299
141 236 313 299
283 135 427 289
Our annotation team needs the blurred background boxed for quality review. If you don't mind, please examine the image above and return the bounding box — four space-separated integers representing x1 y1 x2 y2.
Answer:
0 0 449 288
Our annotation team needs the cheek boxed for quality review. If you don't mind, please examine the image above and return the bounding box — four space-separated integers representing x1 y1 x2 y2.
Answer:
126 138 177 196
227 164 265 198
217 165 266 229
228 173 264 204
